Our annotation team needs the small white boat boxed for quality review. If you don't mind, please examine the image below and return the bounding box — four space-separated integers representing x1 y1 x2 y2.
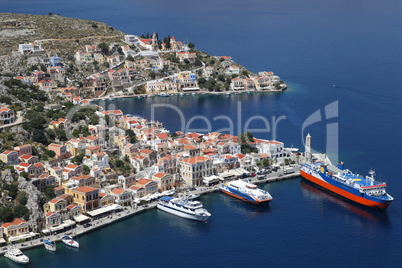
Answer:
158 92 169 97
191 92 196 95
179 93 185 96
44 239 56 252
62 235 79 248
162 189 176 196
5 247 29 264
187 193 200 200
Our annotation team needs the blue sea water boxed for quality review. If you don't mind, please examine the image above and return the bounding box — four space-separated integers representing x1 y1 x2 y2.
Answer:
2 0 402 267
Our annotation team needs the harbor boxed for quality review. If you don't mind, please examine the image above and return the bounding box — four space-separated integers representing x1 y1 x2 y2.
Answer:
0 165 300 256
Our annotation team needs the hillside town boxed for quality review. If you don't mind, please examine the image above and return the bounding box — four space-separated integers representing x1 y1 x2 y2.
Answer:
0 17 291 250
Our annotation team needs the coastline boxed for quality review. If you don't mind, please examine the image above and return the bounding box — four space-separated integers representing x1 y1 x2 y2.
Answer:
0 165 300 256
87 88 287 103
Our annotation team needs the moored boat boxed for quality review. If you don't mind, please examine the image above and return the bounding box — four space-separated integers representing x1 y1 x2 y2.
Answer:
62 235 79 248
5 247 29 264
44 239 56 252
219 179 273 204
157 196 211 221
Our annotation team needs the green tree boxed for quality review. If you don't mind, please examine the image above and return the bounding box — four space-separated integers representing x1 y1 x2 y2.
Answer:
0 207 14 222
115 159 124 168
126 55 134 61
188 42 195 48
19 195 28 205
44 149 56 159
98 43 109 55
246 131 254 142
218 74 225 82
262 159 271 168
44 186 56 202
117 47 124 55
72 129 80 138
14 204 29 219
20 171 30 179
83 165 90 174
32 129 47 144
47 129 56 140
73 154 85 164
54 128 67 141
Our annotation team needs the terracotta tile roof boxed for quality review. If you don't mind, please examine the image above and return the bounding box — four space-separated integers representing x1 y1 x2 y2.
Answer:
59 194 72 200
66 164 78 169
111 188 125 195
12 218 27 225
153 172 168 179
1 222 15 228
140 149 153 154
156 133 168 139
66 204 79 210
49 198 60 204
74 186 98 194
137 178 153 185
45 212 55 217
19 155 33 160
181 156 210 164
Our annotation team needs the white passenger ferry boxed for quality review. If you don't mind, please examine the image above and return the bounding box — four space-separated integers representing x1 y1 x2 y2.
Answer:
157 196 211 222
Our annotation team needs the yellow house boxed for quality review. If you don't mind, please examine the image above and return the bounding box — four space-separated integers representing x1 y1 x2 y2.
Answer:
0 150 19 165
72 186 99 212
1 219 29 238
152 172 174 192
43 198 67 214
99 192 114 207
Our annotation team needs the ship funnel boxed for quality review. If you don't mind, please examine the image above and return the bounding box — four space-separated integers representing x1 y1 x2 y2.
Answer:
320 165 327 174
337 162 344 170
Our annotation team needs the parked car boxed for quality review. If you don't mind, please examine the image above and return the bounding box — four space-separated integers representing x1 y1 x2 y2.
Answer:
83 223 92 228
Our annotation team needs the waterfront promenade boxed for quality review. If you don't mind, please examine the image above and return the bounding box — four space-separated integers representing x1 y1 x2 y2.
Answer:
0 165 300 256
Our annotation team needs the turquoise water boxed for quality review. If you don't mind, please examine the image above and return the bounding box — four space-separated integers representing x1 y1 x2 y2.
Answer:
2 0 402 267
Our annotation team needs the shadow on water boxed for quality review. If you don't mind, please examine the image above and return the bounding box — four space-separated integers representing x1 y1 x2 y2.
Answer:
300 179 391 229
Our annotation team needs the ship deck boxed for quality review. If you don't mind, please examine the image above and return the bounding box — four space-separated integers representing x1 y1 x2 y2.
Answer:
310 162 385 188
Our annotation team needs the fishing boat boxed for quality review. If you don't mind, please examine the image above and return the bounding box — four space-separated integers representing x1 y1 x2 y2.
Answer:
4 246 29 264
62 235 79 248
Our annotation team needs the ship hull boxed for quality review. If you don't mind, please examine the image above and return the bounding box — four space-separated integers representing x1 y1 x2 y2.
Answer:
220 188 272 205
300 170 390 210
